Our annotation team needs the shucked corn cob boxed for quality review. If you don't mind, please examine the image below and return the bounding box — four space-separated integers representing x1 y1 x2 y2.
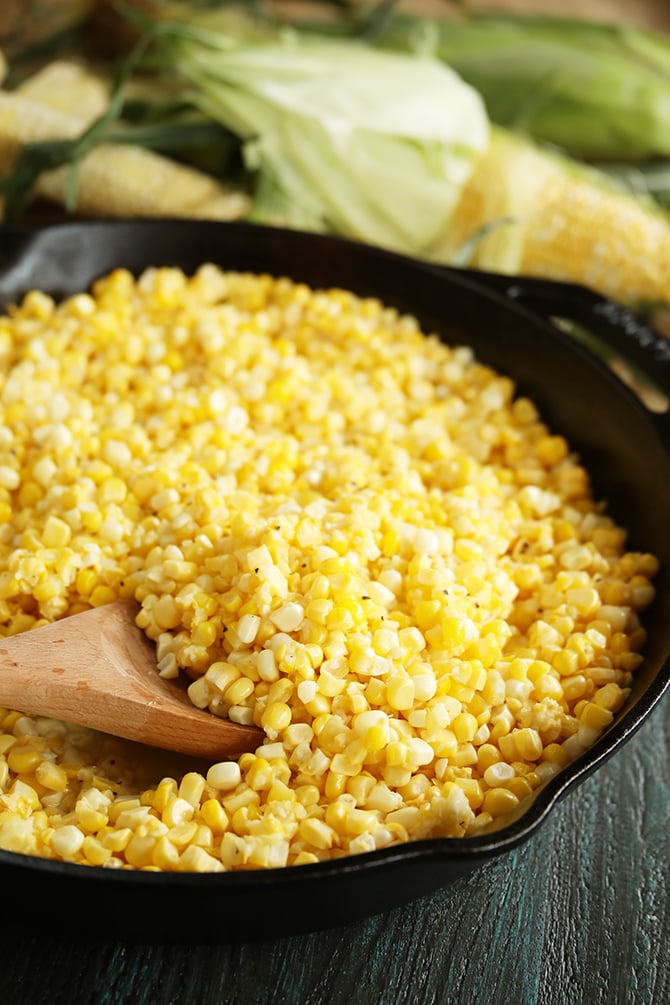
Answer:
0 64 250 220
16 60 109 122
0 266 657 870
435 128 670 306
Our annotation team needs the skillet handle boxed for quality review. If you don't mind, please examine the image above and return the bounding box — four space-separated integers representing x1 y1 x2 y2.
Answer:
459 270 670 405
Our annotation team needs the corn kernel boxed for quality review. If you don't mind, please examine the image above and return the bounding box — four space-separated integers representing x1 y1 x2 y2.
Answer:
200 799 229 834
261 702 292 734
7 746 42 775
206 762 242 792
299 817 336 850
482 787 520 818
579 702 614 732
51 825 85 858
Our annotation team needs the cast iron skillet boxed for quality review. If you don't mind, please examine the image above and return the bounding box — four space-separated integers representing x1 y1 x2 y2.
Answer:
1 219 669 942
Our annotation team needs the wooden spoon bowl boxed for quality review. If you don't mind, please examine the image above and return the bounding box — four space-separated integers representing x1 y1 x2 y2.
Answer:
0 600 263 759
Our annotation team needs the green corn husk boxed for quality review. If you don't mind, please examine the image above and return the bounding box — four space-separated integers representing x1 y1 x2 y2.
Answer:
149 20 489 257
371 12 670 162
95 4 670 164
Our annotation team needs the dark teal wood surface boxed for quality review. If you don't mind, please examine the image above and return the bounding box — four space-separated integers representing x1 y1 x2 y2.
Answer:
1 699 668 1005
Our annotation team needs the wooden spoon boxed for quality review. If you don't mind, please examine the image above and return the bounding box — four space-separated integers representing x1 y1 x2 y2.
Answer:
0 600 263 759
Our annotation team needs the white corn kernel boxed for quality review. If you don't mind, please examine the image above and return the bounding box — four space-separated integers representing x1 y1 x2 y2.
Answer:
206 762 242 791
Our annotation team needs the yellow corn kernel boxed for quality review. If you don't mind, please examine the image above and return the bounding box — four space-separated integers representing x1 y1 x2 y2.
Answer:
152 835 181 870
562 675 589 703
497 732 519 762
513 728 544 762
346 773 375 806
75 804 108 834
267 777 294 802
330 739 367 777
533 672 564 701
292 851 320 866
592 682 626 712
200 799 229 834
153 778 179 814
125 834 157 869
381 529 401 557
34 760 68 792
178 773 206 808
82 836 113 867
542 743 571 768
299 817 336 851
452 743 478 767
224 677 255 706
7 745 42 774
169 821 199 848
440 616 467 648
89 584 117 607
428 728 459 759
192 620 217 648
153 595 182 630
476 743 502 772
386 675 415 711
206 661 241 694
324 770 348 800
294 784 321 808
578 702 614 732
247 758 274 791
75 568 98 597
99 828 133 853
324 801 350 835
414 599 442 631
261 702 292 734
41 515 72 548
344 808 378 836
453 777 484 810
503 776 534 800
482 787 520 819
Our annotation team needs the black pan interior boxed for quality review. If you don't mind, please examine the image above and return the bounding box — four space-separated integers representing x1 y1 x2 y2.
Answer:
0 219 668 940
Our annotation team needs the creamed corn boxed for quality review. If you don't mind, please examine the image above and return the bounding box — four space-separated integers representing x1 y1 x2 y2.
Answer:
0 265 658 871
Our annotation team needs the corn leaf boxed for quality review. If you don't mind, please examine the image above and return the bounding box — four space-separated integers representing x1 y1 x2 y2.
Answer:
0 26 157 221
156 23 489 255
366 12 670 162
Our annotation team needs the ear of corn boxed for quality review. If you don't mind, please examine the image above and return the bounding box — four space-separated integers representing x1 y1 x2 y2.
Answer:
15 60 109 121
0 65 250 221
432 128 670 307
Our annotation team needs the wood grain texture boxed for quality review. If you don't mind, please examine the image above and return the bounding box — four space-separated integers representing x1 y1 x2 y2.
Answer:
0 601 261 758
0 697 668 1005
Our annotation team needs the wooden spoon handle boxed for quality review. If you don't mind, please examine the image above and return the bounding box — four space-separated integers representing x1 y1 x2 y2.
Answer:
0 602 262 759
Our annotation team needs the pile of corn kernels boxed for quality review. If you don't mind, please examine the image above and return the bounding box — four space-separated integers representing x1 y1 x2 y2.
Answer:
0 266 658 871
